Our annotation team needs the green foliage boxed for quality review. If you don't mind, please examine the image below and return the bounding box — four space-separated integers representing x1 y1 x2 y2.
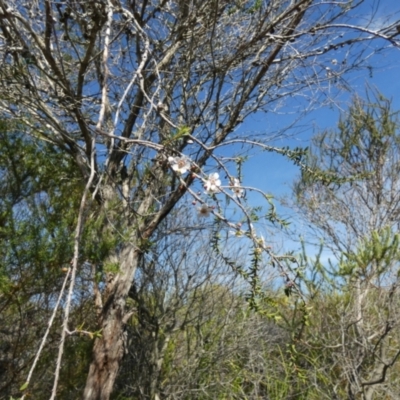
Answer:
0 123 80 288
296 89 400 193
339 227 400 277
289 91 400 399
0 120 97 399
103 262 120 275
162 126 191 146
82 211 119 265
4 89 400 399
264 194 290 228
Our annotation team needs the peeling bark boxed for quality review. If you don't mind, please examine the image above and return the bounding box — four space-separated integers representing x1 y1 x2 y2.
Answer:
83 245 141 400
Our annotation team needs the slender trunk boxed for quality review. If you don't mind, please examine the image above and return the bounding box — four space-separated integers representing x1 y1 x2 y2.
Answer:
149 334 172 400
83 165 179 399
83 244 141 400
83 311 125 400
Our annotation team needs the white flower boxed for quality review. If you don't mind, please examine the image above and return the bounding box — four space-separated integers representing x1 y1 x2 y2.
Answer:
157 102 168 112
204 172 221 194
168 156 190 174
197 204 212 218
230 178 244 198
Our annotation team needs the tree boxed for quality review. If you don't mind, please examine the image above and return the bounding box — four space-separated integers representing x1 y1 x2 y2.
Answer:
0 1 399 398
0 122 97 399
292 91 400 399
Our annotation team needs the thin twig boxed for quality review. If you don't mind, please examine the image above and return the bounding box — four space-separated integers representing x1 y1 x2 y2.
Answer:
50 139 97 400
96 0 113 131
20 268 71 400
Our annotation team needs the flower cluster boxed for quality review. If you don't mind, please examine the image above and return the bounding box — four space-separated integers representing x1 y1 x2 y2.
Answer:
168 156 191 174
168 154 245 219
204 172 221 194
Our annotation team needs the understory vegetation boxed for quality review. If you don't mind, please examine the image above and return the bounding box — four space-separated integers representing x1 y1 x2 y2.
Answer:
2 94 400 399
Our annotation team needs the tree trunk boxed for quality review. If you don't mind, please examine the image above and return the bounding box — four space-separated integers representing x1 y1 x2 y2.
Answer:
83 244 141 400
83 313 124 400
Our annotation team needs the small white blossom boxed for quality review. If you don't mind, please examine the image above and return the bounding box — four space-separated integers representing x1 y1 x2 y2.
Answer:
197 204 212 218
325 66 334 78
204 172 221 194
230 178 244 198
157 102 168 112
168 156 191 174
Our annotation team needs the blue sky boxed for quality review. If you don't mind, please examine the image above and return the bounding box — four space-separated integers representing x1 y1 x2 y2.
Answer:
247 56 400 195
230 1 400 258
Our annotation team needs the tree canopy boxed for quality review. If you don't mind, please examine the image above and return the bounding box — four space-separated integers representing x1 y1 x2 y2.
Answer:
1 0 400 399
